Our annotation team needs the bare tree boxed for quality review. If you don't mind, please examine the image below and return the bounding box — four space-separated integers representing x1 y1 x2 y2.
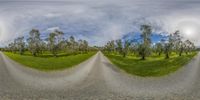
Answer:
122 40 131 57
139 24 152 60
48 30 64 57
115 39 123 55
83 40 88 53
185 40 195 54
8 42 17 53
69 36 77 53
27 29 41 56
164 34 173 59
104 40 115 53
155 42 163 56
78 39 84 53
15 37 25 55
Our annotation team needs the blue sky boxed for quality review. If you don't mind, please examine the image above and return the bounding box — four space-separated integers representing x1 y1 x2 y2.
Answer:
0 0 200 47
122 32 166 45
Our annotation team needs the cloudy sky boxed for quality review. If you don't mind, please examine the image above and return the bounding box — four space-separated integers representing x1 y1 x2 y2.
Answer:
0 0 200 47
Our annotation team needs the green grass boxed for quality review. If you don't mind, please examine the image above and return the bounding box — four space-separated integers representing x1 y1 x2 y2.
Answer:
4 52 96 71
105 52 197 77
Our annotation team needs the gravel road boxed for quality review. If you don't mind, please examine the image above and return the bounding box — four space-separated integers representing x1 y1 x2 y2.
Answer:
0 51 200 100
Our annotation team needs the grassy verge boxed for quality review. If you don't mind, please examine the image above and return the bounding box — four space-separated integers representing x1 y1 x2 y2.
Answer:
105 52 197 77
4 52 96 71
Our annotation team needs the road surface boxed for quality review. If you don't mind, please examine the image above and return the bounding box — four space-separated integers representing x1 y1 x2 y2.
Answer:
0 51 200 100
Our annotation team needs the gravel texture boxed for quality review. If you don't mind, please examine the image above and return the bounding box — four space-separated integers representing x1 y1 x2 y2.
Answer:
0 51 200 100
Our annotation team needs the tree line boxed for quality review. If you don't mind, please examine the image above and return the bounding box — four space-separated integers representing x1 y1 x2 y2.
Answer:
5 29 95 57
103 25 196 60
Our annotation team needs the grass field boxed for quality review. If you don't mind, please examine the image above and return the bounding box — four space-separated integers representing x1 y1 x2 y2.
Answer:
105 52 197 77
4 52 96 71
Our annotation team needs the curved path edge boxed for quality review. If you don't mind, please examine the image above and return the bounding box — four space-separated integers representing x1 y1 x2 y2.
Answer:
100 52 200 96
0 51 98 90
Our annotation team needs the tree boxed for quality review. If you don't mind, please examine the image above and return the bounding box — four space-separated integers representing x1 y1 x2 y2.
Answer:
6 29 94 56
139 24 152 60
83 40 88 53
27 29 41 56
78 39 84 53
164 34 173 59
129 38 140 55
122 40 131 57
178 41 185 56
185 40 195 54
173 31 181 54
8 42 17 53
173 31 185 56
15 37 25 55
155 42 163 56
110 40 115 53
69 36 77 53
39 40 47 54
48 32 57 56
78 39 88 53
105 40 115 53
55 30 64 51
48 30 64 57
115 39 123 55
64 39 71 53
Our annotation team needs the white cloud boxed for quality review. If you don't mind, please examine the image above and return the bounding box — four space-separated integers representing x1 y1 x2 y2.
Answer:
46 27 60 32
45 13 62 18
0 0 200 47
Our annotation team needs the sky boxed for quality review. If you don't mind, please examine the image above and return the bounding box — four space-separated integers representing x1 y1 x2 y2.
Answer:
0 0 200 47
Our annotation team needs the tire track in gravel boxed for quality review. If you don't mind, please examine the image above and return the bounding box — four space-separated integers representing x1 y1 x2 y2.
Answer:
0 51 200 100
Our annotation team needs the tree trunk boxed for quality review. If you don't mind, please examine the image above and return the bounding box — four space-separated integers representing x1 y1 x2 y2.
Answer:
141 55 145 60
53 53 57 57
165 53 169 59
123 52 126 58
33 52 36 57
179 50 182 56
185 52 188 55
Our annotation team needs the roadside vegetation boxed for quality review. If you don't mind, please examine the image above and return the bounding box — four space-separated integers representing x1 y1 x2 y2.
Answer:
3 29 97 71
5 52 95 71
103 24 197 77
105 52 197 77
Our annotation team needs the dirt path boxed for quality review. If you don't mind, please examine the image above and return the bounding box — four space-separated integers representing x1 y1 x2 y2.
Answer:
0 51 200 100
